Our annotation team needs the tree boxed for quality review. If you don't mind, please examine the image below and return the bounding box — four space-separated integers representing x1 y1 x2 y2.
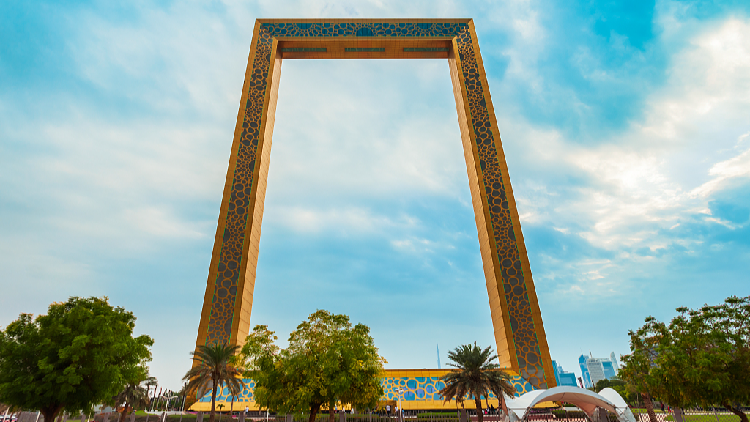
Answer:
0 297 154 422
621 296 750 422
241 310 385 422
437 343 516 422
183 343 245 422
593 379 634 404
620 316 669 422
144 377 158 411
652 296 749 422
113 371 154 422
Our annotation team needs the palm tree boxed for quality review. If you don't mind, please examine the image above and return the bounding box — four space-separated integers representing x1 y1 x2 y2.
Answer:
144 377 158 411
114 375 155 422
183 343 246 422
438 343 517 422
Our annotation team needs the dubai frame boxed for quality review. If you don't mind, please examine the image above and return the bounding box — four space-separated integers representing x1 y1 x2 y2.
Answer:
196 18 556 390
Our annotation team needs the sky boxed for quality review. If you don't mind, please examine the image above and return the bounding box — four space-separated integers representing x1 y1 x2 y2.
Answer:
1 0 749 390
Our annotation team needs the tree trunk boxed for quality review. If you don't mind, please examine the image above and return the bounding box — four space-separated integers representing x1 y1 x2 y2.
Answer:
309 404 320 422
209 384 217 422
119 401 129 422
723 402 748 422
41 405 63 422
500 394 507 419
474 397 483 422
673 408 684 422
328 403 335 422
642 393 657 422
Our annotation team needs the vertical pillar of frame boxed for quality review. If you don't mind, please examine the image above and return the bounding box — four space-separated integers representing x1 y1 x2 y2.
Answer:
448 46 516 371
195 22 282 350
233 49 282 347
448 22 556 389
469 28 555 389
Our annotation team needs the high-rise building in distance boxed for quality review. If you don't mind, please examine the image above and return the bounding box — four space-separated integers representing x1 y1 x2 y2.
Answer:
579 352 619 388
551 360 578 387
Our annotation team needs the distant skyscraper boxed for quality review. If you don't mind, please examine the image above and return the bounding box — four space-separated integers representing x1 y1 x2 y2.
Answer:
579 353 620 388
437 345 441 369
551 360 578 387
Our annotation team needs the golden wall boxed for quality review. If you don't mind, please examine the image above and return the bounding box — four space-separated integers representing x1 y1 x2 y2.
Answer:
190 369 534 412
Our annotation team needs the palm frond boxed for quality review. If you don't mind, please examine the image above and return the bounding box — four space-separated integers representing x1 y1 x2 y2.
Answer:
183 343 246 400
438 343 516 405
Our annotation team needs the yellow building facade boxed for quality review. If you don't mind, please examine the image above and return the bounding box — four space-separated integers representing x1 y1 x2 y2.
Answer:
190 369 535 412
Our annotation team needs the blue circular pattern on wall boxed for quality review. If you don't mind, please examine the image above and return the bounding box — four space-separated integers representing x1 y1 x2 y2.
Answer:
198 373 535 405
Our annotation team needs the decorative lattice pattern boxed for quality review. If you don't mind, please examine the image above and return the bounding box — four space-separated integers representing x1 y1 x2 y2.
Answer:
453 27 547 390
198 379 256 403
201 19 549 389
204 25 275 346
380 374 533 401
260 21 467 38
198 374 532 404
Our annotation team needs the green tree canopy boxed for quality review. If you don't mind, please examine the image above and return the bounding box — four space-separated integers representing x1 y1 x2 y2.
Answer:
593 378 634 403
620 316 662 422
438 343 516 422
0 297 154 422
183 343 244 422
621 296 750 422
241 310 385 422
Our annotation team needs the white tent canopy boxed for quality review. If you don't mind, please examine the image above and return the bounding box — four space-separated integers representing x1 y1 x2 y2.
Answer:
504 386 636 422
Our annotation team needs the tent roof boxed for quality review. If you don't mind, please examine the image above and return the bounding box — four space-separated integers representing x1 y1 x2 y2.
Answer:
505 386 617 420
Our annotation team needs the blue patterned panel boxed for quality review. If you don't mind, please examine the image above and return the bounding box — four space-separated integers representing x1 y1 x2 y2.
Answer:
198 374 533 404
378 374 533 402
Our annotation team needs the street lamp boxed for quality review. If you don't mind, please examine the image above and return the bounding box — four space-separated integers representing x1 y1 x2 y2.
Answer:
394 388 404 422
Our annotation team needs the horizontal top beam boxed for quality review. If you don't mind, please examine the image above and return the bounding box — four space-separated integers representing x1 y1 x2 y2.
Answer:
277 39 453 59
257 18 472 24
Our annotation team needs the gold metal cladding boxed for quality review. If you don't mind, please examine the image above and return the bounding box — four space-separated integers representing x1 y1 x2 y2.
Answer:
195 18 556 389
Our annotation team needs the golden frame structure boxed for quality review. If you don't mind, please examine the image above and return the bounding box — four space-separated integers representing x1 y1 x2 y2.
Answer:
196 18 555 389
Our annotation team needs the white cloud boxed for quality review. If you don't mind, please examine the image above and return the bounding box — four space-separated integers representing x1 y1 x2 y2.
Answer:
492 17 750 302
534 253 623 297
266 59 467 202
390 236 456 253
0 116 227 249
268 207 418 235
691 136 750 198
123 207 206 238
510 17 750 249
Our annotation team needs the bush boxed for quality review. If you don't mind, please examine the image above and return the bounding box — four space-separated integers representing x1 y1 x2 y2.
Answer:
551 410 587 419
416 413 458 419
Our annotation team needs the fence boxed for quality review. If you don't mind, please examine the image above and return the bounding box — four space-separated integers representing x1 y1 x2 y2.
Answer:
256 413 461 422
631 410 745 422
244 410 586 422
15 412 42 422
151 410 748 422
521 408 610 422
9 409 748 422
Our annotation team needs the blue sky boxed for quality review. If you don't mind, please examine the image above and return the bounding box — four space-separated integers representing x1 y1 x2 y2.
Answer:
1 0 749 390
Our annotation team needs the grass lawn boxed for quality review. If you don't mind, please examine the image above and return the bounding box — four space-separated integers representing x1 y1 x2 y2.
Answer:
630 410 742 422
677 416 741 422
